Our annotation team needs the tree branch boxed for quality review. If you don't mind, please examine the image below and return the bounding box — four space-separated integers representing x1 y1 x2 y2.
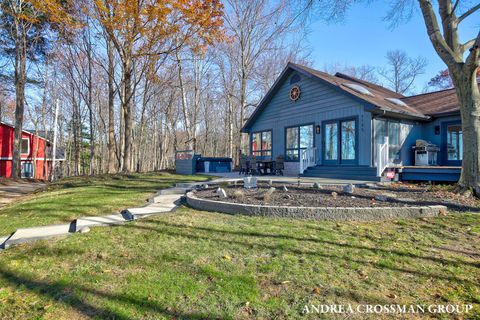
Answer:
457 3 480 24
460 38 477 54
464 31 480 70
418 0 461 65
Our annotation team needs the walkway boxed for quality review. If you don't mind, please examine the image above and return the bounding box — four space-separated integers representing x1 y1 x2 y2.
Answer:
0 184 193 251
0 180 45 209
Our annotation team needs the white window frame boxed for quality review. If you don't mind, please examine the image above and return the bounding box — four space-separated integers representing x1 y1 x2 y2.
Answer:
21 138 30 155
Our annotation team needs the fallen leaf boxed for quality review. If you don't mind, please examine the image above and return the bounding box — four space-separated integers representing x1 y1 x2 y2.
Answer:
386 293 397 299
223 255 232 261
312 287 321 294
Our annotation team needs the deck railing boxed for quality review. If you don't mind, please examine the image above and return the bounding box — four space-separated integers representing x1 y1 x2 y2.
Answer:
300 147 317 174
376 137 389 177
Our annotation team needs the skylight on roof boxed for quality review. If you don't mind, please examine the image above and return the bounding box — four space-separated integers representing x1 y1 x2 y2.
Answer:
343 83 374 96
385 97 409 107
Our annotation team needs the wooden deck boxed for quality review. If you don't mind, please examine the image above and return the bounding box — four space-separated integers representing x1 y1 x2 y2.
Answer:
397 166 461 182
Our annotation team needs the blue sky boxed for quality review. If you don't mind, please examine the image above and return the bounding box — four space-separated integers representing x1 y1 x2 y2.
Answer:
306 2 480 93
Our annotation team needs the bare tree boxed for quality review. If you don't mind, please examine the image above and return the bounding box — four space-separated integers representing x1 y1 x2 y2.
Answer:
378 49 427 94
222 0 310 161
323 62 379 83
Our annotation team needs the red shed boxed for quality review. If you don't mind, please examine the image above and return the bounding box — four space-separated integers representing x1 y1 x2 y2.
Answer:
0 122 64 179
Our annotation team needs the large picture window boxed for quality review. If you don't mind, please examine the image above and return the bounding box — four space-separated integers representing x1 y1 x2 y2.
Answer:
251 130 272 158
285 124 314 161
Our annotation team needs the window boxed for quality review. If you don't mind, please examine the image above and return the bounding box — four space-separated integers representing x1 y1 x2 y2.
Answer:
251 130 272 158
21 138 30 155
388 121 401 161
324 122 338 161
285 124 314 161
447 124 462 161
343 83 374 96
341 120 356 160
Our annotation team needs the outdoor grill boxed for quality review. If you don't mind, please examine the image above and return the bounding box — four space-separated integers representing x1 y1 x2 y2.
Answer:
413 140 439 166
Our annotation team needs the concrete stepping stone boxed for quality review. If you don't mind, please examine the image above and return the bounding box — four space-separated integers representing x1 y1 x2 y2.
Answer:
0 235 10 250
159 187 190 195
127 204 176 217
175 182 201 188
74 213 133 232
4 224 72 249
152 194 183 204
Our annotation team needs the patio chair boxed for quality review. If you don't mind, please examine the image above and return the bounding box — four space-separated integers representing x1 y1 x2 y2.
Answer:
249 156 259 175
239 157 248 175
273 155 284 176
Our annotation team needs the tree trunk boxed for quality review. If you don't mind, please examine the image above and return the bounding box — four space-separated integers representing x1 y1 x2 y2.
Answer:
452 67 480 196
71 85 81 175
12 28 27 178
176 52 193 151
87 40 95 176
122 56 134 172
107 38 116 173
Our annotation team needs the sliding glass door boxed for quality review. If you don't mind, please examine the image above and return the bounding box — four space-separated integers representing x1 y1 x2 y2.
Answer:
323 118 357 165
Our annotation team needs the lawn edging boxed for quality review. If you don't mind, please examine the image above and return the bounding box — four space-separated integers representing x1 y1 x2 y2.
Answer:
186 191 446 221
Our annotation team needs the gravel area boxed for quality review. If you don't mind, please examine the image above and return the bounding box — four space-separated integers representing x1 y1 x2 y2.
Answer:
194 183 480 211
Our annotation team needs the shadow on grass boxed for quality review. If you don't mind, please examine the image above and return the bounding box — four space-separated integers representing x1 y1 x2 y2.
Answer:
145 219 480 269
123 220 478 287
0 265 222 320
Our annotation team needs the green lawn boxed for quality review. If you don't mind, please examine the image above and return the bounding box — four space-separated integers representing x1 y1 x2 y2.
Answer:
0 207 479 318
0 172 210 236
0 175 479 319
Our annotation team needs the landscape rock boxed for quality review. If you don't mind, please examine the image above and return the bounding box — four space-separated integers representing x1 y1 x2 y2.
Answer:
381 192 397 198
263 187 276 202
216 188 227 198
313 182 322 189
375 195 388 202
79 226 91 233
343 184 355 194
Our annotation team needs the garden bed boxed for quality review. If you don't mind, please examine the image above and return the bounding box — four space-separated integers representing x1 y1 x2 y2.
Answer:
193 183 478 212
186 183 469 221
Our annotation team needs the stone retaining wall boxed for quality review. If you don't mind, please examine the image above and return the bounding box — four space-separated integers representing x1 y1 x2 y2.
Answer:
186 192 446 221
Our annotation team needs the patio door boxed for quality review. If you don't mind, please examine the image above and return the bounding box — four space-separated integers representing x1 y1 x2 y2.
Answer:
323 118 357 165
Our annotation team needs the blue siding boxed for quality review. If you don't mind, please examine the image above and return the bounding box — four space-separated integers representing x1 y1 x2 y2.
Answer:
399 121 422 166
248 71 372 167
421 115 461 145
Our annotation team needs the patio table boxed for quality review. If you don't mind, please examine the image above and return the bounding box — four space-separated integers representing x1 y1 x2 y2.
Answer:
256 160 275 175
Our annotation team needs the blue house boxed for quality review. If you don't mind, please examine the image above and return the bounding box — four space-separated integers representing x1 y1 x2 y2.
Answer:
241 63 463 182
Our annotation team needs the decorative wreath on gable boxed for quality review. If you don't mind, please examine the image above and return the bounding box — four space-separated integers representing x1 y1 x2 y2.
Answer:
289 85 301 101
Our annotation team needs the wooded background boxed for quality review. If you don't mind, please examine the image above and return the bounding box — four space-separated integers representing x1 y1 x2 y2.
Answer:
0 0 474 180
